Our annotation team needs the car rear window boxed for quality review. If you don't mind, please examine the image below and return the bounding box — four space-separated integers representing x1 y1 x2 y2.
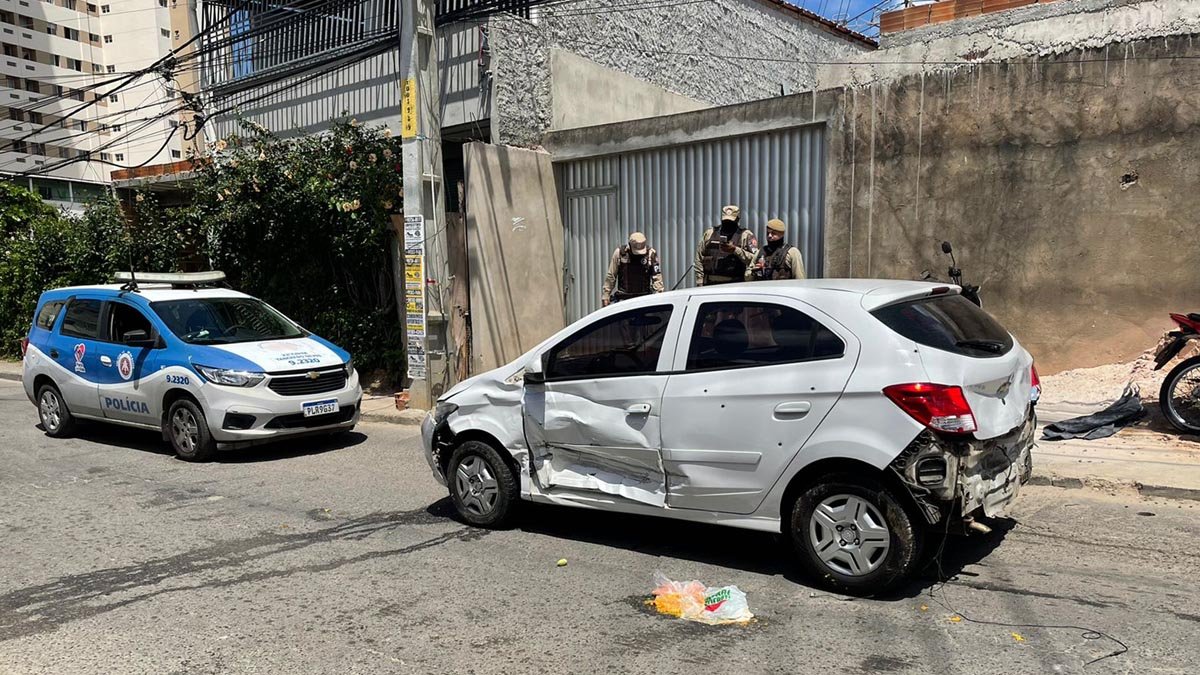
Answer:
35 300 66 330
872 294 1013 357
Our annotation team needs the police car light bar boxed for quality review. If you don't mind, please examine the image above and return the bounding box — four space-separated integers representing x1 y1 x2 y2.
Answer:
113 271 227 288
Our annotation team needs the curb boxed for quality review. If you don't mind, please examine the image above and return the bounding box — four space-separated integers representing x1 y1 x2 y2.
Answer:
359 410 425 427
0 371 21 383
1029 471 1200 502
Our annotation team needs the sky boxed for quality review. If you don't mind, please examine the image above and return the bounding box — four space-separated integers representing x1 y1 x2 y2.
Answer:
787 0 906 37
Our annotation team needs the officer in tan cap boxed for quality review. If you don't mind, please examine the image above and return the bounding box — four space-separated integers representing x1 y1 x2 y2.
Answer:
602 232 664 306
746 218 806 281
695 204 758 286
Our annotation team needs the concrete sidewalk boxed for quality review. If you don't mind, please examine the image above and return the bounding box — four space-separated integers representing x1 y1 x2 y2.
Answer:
4 359 1198 499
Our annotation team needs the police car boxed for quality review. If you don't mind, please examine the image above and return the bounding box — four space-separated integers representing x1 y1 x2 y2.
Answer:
21 272 361 461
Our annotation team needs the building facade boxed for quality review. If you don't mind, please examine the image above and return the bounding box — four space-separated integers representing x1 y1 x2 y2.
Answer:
0 0 196 210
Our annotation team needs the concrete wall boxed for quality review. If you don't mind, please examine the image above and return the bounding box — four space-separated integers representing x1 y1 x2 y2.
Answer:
487 0 871 146
463 142 567 373
549 49 709 131
541 27 1200 374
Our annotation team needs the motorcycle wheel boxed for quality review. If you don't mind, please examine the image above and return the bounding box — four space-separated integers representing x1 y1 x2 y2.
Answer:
1159 355 1200 434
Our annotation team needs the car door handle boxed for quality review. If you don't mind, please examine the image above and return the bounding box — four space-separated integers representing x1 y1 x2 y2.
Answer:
625 403 652 415
774 401 811 416
100 355 112 366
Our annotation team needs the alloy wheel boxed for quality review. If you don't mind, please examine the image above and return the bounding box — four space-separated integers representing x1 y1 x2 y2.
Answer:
171 408 199 455
454 455 499 516
808 493 891 577
39 390 62 432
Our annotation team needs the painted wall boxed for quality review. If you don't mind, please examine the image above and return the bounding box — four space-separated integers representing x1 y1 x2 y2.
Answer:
487 0 871 147
548 49 708 131
463 142 566 374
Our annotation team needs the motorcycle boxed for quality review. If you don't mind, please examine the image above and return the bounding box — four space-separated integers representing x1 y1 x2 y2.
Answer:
1153 312 1200 433
921 241 982 307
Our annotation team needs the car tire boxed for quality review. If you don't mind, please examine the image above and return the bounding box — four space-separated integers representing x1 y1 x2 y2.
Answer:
1159 356 1200 434
166 398 217 462
789 474 923 595
37 383 76 438
447 440 518 528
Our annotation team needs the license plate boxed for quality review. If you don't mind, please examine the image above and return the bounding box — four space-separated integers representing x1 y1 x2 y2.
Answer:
302 399 339 417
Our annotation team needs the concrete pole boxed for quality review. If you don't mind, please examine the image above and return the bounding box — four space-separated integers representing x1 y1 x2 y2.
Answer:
398 0 448 410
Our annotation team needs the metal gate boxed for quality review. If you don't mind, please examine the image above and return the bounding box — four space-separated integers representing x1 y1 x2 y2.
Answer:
559 124 827 321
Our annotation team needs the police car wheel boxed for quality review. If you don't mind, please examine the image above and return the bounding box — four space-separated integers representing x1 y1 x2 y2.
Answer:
447 441 517 528
167 399 217 462
37 383 75 438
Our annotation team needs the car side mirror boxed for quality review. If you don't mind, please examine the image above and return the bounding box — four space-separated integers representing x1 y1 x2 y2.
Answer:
122 329 155 347
524 356 547 385
941 241 953 254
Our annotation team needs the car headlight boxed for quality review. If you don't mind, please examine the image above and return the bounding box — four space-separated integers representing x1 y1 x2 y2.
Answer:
433 400 458 425
194 364 265 387
344 358 355 376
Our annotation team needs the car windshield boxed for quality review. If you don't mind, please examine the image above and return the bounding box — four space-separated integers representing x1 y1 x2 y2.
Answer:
152 297 305 345
872 294 1013 357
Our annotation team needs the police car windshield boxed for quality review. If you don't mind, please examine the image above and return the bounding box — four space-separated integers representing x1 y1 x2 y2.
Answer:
151 298 305 345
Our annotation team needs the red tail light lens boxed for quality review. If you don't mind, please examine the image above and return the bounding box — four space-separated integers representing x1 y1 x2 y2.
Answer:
883 383 977 434
20 337 29 357
1030 364 1041 402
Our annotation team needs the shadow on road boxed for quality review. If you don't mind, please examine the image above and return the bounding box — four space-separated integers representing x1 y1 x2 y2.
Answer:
43 420 367 462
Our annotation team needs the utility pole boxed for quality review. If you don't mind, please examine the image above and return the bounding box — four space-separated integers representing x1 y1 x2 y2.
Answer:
398 0 448 410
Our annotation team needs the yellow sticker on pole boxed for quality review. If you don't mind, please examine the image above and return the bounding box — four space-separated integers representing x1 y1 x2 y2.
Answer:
401 78 418 139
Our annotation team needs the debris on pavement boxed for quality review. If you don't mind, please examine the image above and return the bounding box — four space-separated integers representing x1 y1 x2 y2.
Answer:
648 571 753 625
556 558 568 567
1042 386 1146 441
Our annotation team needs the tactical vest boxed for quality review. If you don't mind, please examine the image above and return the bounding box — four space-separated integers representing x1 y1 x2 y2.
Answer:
751 243 795 281
614 246 657 299
700 227 751 280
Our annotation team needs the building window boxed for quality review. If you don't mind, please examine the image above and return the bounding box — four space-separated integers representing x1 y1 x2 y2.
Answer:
114 153 123 161
78 120 87 131
108 94 117 102
158 0 167 6
64 28 79 40
160 28 169 38
91 33 100 42
92 64 101 72
6 75 19 89
30 142 45 155
46 23 57 35
101 3 109 11
29 111 40 124
20 16 34 30
111 124 122 131
170 149 181 158
87 3 97 12
105 65 115 73
0 11 12 23
72 89 84 101
70 58 82 71
24 79 38 93
99 152 110 161
12 139 27 153
52 54 60 66
2 44 15 58
103 34 112 43
7 107 23 121
64 0 77 10
20 47 34 61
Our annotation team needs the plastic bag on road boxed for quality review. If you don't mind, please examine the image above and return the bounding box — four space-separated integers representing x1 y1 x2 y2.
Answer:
649 571 754 624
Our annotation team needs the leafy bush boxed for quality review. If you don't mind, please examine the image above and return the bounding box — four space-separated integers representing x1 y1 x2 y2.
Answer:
0 120 405 381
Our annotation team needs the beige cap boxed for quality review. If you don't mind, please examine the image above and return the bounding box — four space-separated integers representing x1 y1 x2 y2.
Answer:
628 232 648 253
721 205 741 222
766 218 786 234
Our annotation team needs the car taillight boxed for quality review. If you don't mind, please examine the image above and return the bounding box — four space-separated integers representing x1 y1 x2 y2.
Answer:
883 383 977 434
1030 364 1041 403
19 337 29 357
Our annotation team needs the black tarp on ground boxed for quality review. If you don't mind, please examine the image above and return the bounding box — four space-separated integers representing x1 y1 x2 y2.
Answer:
1041 386 1146 441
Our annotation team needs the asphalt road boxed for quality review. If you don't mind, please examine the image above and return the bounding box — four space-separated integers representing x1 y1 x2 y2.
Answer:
2 379 1199 675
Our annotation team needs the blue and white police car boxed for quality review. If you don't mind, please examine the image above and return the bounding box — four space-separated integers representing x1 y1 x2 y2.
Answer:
21 272 362 461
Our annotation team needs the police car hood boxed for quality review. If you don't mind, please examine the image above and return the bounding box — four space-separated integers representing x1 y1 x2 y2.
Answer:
197 337 348 373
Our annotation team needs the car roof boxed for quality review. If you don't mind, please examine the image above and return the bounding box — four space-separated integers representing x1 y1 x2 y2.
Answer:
663 278 959 311
42 284 254 303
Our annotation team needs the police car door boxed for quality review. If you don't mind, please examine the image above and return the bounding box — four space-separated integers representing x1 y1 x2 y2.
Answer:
96 300 162 425
522 301 684 508
49 297 106 417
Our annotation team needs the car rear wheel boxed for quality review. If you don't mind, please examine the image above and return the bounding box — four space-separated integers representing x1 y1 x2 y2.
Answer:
166 399 217 462
790 474 923 595
447 441 518 528
37 383 76 438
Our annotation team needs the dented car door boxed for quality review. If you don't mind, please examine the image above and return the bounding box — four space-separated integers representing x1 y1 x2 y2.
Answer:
522 302 683 507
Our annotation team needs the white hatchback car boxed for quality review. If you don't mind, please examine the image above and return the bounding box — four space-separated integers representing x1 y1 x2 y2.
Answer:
422 280 1037 592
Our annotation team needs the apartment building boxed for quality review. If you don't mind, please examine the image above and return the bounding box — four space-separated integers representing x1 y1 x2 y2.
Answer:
0 0 196 210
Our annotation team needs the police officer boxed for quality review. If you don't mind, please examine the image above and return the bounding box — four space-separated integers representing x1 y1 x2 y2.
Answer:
694 205 758 286
746 218 806 281
602 232 664 306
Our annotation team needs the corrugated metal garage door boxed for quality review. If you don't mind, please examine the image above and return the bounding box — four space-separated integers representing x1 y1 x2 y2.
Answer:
559 124 826 321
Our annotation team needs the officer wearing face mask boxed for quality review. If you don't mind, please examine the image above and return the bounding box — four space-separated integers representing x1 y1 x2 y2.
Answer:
746 218 805 281
602 232 664 306
694 204 758 286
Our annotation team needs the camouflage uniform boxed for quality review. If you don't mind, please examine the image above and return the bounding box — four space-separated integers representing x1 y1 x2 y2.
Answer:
695 205 758 286
602 232 664 306
746 218 806 281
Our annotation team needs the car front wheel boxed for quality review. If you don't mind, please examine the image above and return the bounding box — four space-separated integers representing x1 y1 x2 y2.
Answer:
790 474 923 594
166 399 217 462
447 441 518 528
